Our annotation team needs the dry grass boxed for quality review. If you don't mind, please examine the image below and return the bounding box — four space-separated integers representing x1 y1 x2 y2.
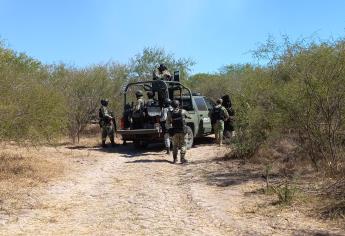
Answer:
0 151 63 181
0 150 64 215
233 137 345 227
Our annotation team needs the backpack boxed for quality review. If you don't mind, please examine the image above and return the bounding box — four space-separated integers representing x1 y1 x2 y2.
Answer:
211 107 224 124
171 110 186 134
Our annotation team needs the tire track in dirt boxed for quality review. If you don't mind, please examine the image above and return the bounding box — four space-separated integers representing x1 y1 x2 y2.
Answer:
0 144 232 235
0 142 343 235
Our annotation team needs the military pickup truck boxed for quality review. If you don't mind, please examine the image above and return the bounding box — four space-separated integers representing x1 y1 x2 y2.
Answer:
117 76 215 149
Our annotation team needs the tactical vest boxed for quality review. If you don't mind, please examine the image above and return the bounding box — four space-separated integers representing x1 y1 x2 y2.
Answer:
212 107 224 122
171 110 186 133
99 107 111 127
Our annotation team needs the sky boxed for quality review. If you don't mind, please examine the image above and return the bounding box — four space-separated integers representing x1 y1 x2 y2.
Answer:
0 0 344 74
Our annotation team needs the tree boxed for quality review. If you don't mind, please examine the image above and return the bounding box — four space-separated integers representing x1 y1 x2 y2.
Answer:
0 44 66 143
129 47 195 81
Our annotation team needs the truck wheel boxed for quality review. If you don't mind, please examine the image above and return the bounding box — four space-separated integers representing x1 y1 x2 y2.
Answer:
185 126 194 149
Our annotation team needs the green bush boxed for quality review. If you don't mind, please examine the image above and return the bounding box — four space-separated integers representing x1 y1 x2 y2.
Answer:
0 44 66 143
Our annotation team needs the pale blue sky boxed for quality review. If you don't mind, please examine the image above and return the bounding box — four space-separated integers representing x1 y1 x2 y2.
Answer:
0 0 344 73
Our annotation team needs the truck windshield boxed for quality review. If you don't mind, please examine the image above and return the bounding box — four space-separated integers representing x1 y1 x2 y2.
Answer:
194 97 208 111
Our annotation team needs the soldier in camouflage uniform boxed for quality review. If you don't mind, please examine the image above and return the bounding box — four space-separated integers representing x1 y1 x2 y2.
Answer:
99 99 116 147
222 94 235 138
146 91 157 107
160 98 173 154
132 90 145 129
211 98 229 146
153 64 172 81
167 100 191 164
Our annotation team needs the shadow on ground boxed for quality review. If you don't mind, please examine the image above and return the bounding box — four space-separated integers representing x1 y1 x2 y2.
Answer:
183 154 263 188
78 142 167 158
192 136 215 147
125 159 173 164
66 136 218 158
204 167 262 187
293 229 344 236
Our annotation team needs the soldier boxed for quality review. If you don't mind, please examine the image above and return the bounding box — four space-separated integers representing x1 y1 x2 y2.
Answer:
222 94 235 138
99 99 116 147
167 100 191 164
153 64 172 81
146 91 157 107
211 98 230 146
160 98 173 154
132 90 145 129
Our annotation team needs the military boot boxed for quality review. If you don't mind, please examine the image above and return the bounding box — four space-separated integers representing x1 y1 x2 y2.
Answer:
180 154 187 164
102 140 107 148
166 147 170 155
110 138 116 147
172 154 177 164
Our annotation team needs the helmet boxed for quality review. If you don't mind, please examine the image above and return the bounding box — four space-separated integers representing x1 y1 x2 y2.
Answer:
164 98 171 106
158 63 167 72
101 99 109 106
135 90 143 97
172 100 180 108
147 91 154 98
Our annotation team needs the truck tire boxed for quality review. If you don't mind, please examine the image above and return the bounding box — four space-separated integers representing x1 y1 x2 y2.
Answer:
185 126 194 149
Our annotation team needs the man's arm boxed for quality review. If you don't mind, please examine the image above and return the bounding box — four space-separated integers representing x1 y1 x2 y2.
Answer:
153 68 164 80
222 107 230 121
162 70 172 80
166 111 172 126
182 110 191 119
135 99 144 111
160 108 168 122
101 106 113 119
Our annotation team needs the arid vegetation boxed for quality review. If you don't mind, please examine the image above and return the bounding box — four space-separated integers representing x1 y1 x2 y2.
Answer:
188 36 345 220
0 36 344 225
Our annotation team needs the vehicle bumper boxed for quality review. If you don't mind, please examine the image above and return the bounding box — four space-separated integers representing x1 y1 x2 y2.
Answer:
117 129 163 141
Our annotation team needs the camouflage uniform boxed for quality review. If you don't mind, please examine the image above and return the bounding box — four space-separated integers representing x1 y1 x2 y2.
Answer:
99 105 115 146
212 104 229 146
172 133 187 161
135 97 145 111
167 108 189 163
222 95 235 138
153 68 172 81
146 91 157 107
132 97 145 129
160 105 173 153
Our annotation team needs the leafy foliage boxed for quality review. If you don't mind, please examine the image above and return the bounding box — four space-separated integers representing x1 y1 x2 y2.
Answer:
189 37 345 176
0 44 66 143
129 47 195 81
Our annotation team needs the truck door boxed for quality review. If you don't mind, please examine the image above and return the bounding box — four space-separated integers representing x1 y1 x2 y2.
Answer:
193 97 212 133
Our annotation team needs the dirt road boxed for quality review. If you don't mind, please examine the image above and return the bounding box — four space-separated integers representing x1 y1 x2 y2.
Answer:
0 139 343 235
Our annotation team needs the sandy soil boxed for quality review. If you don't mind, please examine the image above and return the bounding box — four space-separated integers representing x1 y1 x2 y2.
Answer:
0 138 344 235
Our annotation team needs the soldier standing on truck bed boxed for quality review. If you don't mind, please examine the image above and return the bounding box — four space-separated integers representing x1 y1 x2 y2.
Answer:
211 98 230 146
99 99 116 147
132 90 145 129
167 100 191 164
160 98 173 154
153 64 172 81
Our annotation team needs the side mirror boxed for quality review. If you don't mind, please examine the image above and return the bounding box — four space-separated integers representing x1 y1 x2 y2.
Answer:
174 71 180 82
